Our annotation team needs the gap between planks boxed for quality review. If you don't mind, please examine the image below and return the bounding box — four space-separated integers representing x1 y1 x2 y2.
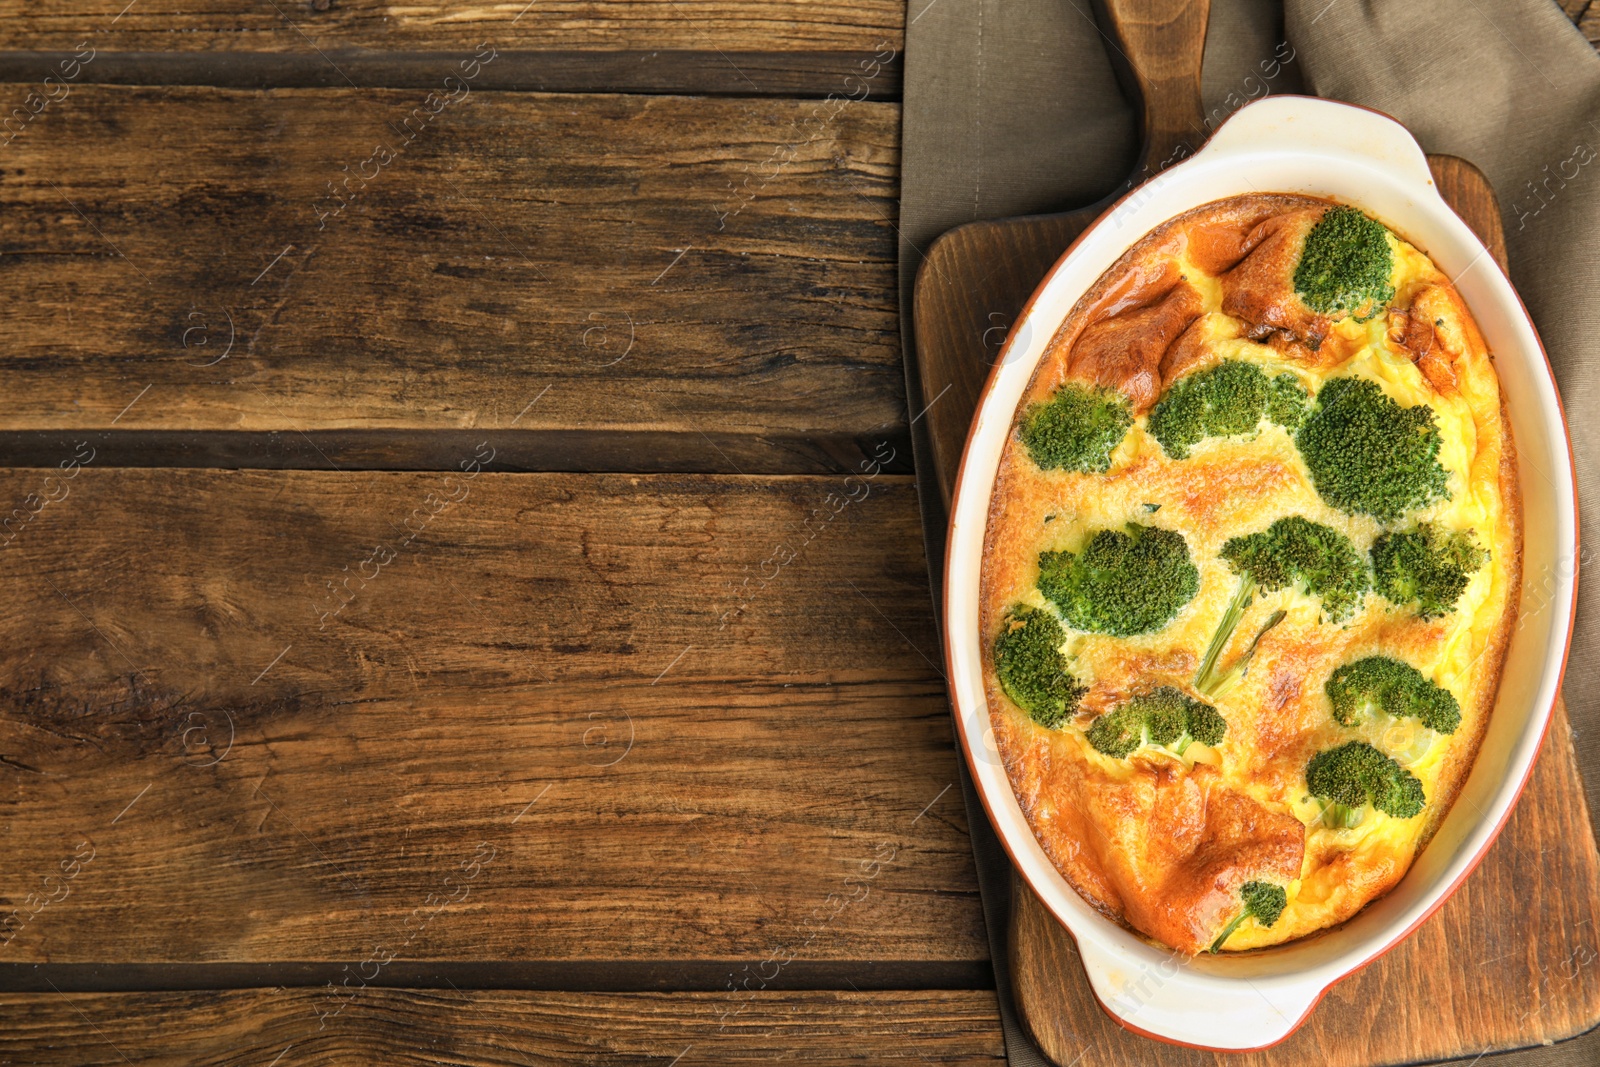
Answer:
0 960 993 994
0 429 916 475
0 50 902 99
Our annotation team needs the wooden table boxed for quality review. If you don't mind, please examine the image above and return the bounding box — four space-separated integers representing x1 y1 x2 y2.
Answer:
0 3 1594 1064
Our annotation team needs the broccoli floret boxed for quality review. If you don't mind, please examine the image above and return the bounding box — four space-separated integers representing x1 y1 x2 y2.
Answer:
1148 361 1266 459
994 607 1086 729
1267 373 1310 429
1209 881 1288 953
1306 740 1426 828
1186 703 1227 747
1295 377 1449 522
1195 517 1368 695
1018 383 1132 473
1222 517 1370 621
1292 205 1396 320
1037 524 1199 637
1325 655 1460 734
1086 687 1226 759
1372 523 1486 619
1148 361 1309 460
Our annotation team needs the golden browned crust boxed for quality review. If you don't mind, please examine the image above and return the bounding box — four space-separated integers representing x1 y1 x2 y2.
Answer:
1417 385 1523 852
1023 195 1319 416
980 194 1522 955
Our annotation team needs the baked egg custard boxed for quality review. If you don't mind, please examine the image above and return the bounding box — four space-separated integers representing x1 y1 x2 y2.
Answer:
981 195 1521 955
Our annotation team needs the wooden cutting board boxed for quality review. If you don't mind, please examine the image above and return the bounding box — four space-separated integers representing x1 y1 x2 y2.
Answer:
908 3 1600 1064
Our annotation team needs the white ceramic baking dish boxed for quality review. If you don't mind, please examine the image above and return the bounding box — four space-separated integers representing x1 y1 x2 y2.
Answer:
942 95 1578 1051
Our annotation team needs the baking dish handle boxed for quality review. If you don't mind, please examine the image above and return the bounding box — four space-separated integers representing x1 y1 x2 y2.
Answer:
1197 95 1437 191
1074 935 1327 1050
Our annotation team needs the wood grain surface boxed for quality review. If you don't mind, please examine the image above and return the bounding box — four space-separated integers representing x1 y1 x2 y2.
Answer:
0 0 904 54
0 470 983 968
910 151 1600 1064
0 87 902 472
1096 0 1210 178
0 988 1005 1065
1574 0 1600 48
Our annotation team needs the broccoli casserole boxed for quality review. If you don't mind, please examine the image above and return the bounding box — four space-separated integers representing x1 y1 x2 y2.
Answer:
980 196 1521 955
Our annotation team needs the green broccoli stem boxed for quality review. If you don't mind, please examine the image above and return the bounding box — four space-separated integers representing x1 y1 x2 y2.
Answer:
1199 607 1285 699
1317 801 1365 829
1210 881 1289 952
1195 576 1256 695
1209 909 1254 954
1230 609 1286 684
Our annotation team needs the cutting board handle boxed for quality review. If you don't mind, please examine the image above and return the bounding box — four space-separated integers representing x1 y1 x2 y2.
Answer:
1094 0 1210 183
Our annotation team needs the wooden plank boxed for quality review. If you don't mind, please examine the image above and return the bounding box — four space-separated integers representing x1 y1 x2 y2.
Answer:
0 470 983 967
0 1 904 55
0 87 902 473
0 988 1005 1065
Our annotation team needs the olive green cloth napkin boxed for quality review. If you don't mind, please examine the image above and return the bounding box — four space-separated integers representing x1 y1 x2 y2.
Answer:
897 2 1600 1065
